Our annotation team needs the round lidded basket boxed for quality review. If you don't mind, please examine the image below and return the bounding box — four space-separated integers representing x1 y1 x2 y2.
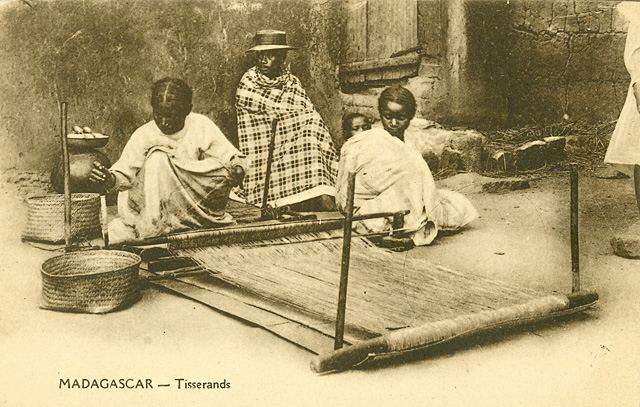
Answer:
22 193 102 243
41 250 142 314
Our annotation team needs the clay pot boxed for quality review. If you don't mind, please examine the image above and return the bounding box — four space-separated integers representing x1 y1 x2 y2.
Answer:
51 148 112 194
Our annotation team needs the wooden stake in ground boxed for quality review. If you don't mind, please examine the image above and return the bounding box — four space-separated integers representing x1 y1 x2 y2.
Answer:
59 102 72 248
100 194 109 248
334 172 356 350
260 118 279 219
570 163 580 292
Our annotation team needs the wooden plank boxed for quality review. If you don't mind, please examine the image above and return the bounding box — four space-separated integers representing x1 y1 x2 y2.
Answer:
367 0 418 60
345 0 368 63
418 0 445 57
403 0 418 52
366 0 386 60
381 65 419 80
340 53 421 72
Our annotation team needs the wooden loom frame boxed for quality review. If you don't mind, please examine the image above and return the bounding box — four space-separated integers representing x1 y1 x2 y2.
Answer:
138 164 597 374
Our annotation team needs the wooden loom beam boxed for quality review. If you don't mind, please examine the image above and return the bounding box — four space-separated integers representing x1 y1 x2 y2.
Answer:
311 291 598 374
112 211 409 249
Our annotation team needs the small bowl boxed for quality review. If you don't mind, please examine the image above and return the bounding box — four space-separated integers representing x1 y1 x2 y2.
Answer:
66 134 109 149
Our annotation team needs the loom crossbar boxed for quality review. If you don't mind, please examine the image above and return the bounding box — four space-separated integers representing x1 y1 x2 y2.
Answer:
112 211 407 250
310 291 598 373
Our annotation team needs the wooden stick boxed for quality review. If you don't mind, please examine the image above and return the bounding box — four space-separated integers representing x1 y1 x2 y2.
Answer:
100 195 109 248
312 291 598 374
261 118 279 216
143 266 207 281
112 210 409 248
570 163 580 292
334 172 356 350
59 102 72 248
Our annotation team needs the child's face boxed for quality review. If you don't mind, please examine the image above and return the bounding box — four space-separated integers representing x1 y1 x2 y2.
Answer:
348 116 371 137
380 101 411 140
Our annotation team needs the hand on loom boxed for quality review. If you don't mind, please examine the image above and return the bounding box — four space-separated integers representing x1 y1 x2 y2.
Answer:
229 165 245 187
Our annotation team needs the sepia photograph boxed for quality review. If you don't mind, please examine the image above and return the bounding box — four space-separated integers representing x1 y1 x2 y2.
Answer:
0 0 638 405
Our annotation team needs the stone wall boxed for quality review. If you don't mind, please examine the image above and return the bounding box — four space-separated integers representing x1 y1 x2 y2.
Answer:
342 0 631 128
0 0 345 171
466 0 630 126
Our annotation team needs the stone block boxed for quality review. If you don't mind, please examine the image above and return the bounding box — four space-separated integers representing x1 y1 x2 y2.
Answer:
611 222 640 259
543 136 566 162
438 147 463 178
523 1 554 33
486 150 515 172
509 31 569 83
509 1 527 28
351 93 378 108
405 127 486 173
573 1 610 33
550 0 569 32
514 140 548 170
612 6 631 33
567 34 628 81
406 76 437 100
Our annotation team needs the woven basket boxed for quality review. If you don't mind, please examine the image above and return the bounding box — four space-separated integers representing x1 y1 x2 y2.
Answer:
22 194 101 243
41 250 141 314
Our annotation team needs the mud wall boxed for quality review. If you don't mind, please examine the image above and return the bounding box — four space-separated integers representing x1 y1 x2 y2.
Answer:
465 0 630 126
342 0 631 129
0 0 345 171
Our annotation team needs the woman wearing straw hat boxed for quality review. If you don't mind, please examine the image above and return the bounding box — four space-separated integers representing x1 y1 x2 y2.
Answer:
235 30 339 211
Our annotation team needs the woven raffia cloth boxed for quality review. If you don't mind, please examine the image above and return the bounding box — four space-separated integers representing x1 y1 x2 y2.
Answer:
177 234 547 337
21 193 102 243
40 250 141 314
235 67 339 206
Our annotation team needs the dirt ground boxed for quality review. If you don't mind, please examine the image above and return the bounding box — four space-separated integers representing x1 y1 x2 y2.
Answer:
1 169 639 407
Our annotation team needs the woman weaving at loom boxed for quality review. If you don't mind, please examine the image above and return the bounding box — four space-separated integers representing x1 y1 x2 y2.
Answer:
235 30 339 211
336 85 478 246
89 78 246 243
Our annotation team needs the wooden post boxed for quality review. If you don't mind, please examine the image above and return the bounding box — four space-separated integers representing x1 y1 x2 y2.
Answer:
261 118 279 217
100 194 109 248
335 172 356 350
391 212 405 236
60 102 72 248
570 163 580 292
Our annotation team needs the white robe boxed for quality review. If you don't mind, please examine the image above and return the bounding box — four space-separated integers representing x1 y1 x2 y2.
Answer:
336 128 478 246
108 113 246 242
604 4 640 173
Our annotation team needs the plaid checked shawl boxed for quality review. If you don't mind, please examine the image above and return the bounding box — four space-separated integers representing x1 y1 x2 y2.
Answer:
236 67 338 206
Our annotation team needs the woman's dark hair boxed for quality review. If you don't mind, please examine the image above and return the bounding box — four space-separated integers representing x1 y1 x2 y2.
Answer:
151 78 192 108
378 85 416 119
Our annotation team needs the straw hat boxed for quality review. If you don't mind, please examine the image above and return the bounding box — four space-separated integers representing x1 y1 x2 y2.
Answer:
246 30 297 53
